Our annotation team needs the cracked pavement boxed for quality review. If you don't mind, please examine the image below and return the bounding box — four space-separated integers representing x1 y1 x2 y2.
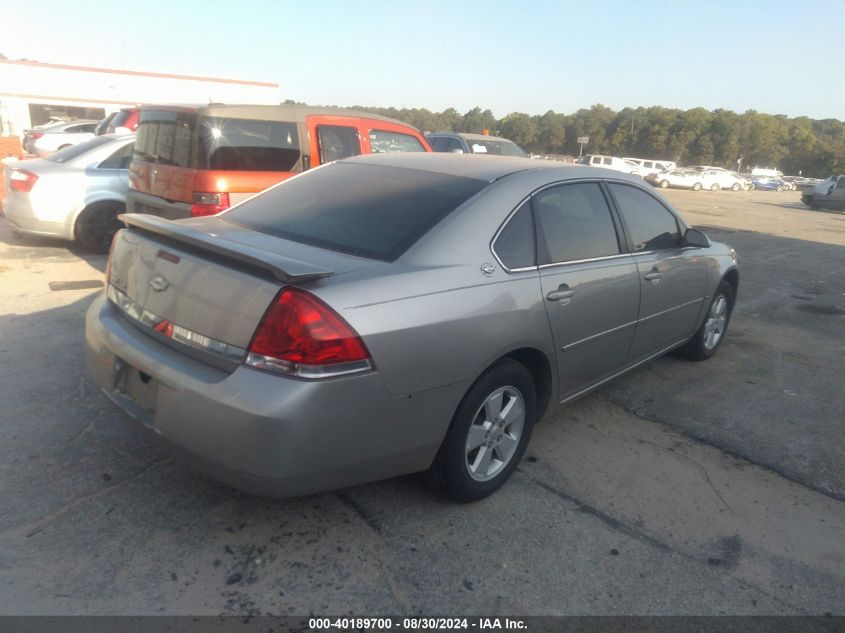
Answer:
0 189 843 615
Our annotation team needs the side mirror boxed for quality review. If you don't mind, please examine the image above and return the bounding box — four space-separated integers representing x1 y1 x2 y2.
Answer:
684 228 711 248
449 148 464 154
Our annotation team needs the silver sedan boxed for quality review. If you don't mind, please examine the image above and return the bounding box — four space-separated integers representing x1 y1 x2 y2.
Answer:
3 135 134 251
85 154 739 501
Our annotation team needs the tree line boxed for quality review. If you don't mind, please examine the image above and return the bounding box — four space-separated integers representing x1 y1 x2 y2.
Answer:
352 103 845 177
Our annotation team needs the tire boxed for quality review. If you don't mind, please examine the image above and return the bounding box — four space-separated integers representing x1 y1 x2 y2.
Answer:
427 358 536 502
710 183 720 192
659 180 670 188
731 183 741 192
803 195 818 209
748 184 755 191
678 280 734 361
692 182 703 191
776 185 784 192
75 201 124 253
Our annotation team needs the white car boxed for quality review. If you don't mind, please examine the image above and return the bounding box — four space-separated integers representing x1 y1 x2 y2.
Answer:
579 154 644 177
23 119 99 157
3 135 134 251
646 169 706 190
699 169 751 192
624 158 676 177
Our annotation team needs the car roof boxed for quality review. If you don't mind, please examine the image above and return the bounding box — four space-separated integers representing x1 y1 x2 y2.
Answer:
340 153 628 183
137 103 416 128
425 132 517 143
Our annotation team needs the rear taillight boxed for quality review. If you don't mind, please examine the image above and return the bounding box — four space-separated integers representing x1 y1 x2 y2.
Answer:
190 192 230 217
246 287 372 378
9 169 38 193
30 132 44 140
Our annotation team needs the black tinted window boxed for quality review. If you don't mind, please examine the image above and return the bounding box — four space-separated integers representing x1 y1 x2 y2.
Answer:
134 110 195 168
98 142 135 169
429 136 451 152
199 117 299 171
224 163 487 261
534 182 620 263
317 125 361 163
494 202 535 269
608 184 682 252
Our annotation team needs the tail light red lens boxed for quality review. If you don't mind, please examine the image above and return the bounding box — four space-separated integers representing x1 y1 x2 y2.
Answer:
30 132 44 140
190 192 230 217
9 169 38 193
246 287 372 378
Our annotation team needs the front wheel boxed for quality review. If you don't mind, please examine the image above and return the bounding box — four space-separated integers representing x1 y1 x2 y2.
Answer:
660 180 670 188
678 280 734 361
802 195 818 209
731 183 741 191
428 358 536 502
692 182 703 191
776 185 784 192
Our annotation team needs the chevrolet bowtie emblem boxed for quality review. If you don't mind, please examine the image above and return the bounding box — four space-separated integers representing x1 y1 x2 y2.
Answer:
149 276 170 292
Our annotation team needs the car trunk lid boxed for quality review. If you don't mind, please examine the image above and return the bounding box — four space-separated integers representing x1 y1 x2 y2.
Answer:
107 214 380 367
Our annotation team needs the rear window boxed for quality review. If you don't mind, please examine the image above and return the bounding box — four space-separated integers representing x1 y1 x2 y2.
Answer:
46 136 115 163
198 117 300 171
467 138 527 157
223 163 488 261
134 110 195 168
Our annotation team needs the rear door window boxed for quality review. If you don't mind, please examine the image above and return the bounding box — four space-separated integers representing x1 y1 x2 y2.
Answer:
98 142 135 169
317 125 361 163
429 136 451 152
534 182 621 264
223 162 487 261
134 110 196 168
199 118 299 171
447 137 465 153
369 130 425 153
608 183 682 252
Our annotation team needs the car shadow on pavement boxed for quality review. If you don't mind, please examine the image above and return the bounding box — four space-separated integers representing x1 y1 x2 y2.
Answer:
0 227 107 272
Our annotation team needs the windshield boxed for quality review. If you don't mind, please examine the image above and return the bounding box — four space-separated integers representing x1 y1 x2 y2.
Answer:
46 136 115 163
224 162 488 261
467 138 527 157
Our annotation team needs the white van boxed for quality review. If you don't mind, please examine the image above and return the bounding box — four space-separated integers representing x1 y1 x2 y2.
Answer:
624 157 676 175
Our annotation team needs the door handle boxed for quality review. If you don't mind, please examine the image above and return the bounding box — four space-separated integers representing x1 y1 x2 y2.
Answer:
547 287 576 302
644 270 663 282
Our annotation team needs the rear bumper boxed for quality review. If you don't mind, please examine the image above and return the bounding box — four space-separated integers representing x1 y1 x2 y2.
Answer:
3 192 70 238
85 293 463 497
126 189 191 220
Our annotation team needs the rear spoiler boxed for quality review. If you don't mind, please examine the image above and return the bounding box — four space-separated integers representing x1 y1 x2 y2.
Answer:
118 213 334 284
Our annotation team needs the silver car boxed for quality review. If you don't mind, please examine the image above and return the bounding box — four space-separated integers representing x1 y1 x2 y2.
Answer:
85 154 739 501
23 119 99 157
3 135 135 251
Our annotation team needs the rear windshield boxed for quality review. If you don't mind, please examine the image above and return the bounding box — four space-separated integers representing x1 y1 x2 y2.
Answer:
467 138 527 157
223 162 488 261
134 110 300 172
198 117 300 171
46 136 114 163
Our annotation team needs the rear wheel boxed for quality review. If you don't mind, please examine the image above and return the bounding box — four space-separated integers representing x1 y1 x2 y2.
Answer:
428 358 536 502
692 182 703 191
731 183 741 191
75 201 124 253
660 180 670 188
803 195 818 209
679 280 734 361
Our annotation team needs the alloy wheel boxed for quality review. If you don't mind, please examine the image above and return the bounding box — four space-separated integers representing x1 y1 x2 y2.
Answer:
703 294 728 350
465 386 525 482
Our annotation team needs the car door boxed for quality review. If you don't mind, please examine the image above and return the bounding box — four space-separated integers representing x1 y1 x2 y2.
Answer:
606 182 708 362
534 181 640 400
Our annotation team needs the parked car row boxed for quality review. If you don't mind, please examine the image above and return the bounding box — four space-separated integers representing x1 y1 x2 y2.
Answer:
645 168 751 192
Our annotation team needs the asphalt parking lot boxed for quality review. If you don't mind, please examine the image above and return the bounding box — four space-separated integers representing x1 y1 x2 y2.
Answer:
0 189 843 616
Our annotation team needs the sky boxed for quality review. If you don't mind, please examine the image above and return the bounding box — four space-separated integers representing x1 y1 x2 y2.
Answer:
3 0 844 120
